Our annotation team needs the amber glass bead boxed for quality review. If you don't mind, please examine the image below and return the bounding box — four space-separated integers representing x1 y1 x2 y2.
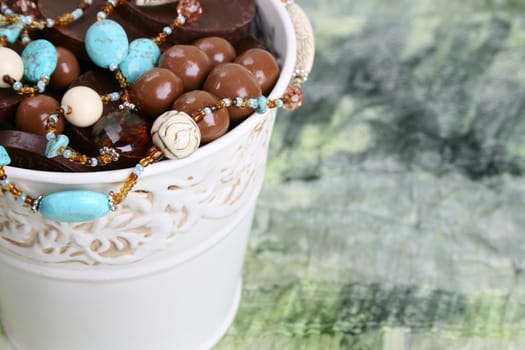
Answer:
283 84 304 111
177 0 203 23
92 109 151 156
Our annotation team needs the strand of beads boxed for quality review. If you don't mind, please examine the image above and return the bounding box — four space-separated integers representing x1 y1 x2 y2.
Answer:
277 0 315 111
43 88 123 167
0 89 300 223
0 0 92 46
0 36 63 95
86 0 203 99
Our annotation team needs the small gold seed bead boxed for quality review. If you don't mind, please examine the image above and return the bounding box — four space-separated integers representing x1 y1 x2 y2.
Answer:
56 13 75 26
113 69 129 90
80 0 91 9
0 36 7 47
153 33 168 46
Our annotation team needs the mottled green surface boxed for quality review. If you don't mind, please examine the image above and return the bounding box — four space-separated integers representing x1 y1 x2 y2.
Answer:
215 0 525 348
4 0 525 349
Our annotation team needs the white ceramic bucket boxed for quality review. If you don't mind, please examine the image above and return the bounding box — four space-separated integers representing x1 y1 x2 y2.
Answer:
0 1 297 349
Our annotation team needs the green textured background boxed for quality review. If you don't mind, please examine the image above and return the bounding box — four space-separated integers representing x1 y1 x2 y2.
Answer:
217 0 525 348
4 0 525 349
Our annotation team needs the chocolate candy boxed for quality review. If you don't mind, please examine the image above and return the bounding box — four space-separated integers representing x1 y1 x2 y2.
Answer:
232 35 268 55
0 130 90 172
50 47 81 90
193 36 236 67
116 0 255 44
204 63 261 121
38 0 145 60
158 45 212 91
131 67 184 118
172 90 230 144
16 95 64 136
235 48 280 95
0 88 24 124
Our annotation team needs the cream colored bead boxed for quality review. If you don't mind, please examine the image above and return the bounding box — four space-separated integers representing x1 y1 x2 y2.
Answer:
287 3 315 75
61 86 103 127
151 110 201 160
0 47 24 88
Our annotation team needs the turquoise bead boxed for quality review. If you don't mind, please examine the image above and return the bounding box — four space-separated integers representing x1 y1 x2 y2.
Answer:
21 39 57 83
0 146 11 166
129 38 161 64
85 19 129 69
45 134 69 158
0 22 23 44
119 56 154 83
39 190 111 222
119 38 160 83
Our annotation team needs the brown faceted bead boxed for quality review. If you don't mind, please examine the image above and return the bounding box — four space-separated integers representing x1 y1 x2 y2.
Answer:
50 47 80 90
172 90 230 144
158 45 212 91
193 36 236 67
234 48 280 95
92 109 152 156
204 63 261 121
131 68 184 118
15 95 64 136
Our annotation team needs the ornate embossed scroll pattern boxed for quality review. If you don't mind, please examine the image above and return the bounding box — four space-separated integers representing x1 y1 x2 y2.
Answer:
0 114 275 265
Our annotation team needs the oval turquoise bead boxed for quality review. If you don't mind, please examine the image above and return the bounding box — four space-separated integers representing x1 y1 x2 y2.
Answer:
39 190 111 222
85 19 129 69
21 39 58 82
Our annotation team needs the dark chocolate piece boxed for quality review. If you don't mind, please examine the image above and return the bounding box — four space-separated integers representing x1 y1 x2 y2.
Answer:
232 35 268 55
0 130 90 172
0 88 24 124
116 0 255 44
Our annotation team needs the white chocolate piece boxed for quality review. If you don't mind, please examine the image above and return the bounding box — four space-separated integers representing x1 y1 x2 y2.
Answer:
287 3 315 75
151 110 201 160
0 47 24 88
61 86 103 127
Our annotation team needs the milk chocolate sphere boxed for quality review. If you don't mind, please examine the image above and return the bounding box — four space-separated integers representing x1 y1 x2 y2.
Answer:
203 63 261 121
235 48 280 95
50 47 80 90
158 45 212 91
16 95 64 135
131 68 184 118
193 36 236 67
172 90 230 144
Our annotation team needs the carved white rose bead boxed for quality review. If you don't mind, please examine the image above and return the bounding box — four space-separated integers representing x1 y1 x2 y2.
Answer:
151 110 201 159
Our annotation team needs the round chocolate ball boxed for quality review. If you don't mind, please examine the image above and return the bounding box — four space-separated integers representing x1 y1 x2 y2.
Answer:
234 48 280 95
193 36 236 67
158 45 212 91
131 68 184 118
203 63 262 121
172 90 230 144
15 95 64 136
50 47 80 90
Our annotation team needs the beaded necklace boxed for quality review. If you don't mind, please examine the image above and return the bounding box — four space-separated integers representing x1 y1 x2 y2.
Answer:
1 0 203 167
0 0 313 223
